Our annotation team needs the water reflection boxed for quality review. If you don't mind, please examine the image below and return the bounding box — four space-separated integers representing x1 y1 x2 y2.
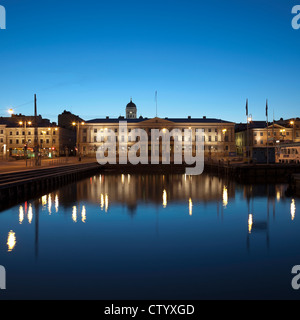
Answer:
2 173 298 258
7 230 16 252
72 206 77 223
291 199 296 221
162 190 167 208
189 198 193 216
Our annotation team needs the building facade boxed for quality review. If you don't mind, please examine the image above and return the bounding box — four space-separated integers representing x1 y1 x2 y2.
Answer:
0 114 76 159
277 142 300 164
78 105 236 161
235 121 294 162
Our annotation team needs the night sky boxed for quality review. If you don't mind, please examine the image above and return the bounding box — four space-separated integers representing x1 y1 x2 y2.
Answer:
0 0 299 123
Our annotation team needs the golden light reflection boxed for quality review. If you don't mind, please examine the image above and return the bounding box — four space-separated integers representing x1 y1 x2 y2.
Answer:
291 199 296 221
121 174 125 184
105 194 109 213
128 174 131 184
162 189 167 208
48 194 52 214
28 204 33 224
100 194 104 211
7 230 16 252
55 194 59 213
41 195 47 206
223 186 228 208
19 206 24 224
276 191 281 202
248 214 253 234
189 198 193 216
82 206 86 223
72 206 77 223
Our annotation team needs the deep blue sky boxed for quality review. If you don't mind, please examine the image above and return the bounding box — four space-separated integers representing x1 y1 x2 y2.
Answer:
0 0 299 123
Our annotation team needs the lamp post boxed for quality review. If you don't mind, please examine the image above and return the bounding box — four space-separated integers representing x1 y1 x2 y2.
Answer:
222 128 227 158
290 120 295 142
19 120 32 167
72 121 85 161
280 129 286 142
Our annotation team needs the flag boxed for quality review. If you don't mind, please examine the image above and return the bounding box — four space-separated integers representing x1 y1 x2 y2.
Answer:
246 99 248 116
266 99 268 118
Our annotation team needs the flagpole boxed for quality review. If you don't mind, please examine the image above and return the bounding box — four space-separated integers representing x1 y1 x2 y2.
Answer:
155 91 158 117
266 99 269 165
246 99 249 164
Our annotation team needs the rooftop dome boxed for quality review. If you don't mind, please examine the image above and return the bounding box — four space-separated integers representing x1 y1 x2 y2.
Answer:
126 98 136 109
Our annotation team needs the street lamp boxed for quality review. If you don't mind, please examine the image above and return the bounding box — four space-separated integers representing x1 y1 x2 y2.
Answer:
290 120 295 141
222 128 228 159
280 129 286 142
8 108 14 115
19 120 32 167
72 121 85 160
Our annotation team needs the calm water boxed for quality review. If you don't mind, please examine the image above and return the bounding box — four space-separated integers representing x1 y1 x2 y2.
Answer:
0 173 299 300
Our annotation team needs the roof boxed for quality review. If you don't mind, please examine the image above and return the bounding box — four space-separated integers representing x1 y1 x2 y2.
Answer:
86 116 233 125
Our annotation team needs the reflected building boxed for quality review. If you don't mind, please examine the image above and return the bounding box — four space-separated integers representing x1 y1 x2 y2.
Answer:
75 173 236 212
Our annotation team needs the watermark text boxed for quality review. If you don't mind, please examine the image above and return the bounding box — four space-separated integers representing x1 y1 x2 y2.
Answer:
0 5 6 30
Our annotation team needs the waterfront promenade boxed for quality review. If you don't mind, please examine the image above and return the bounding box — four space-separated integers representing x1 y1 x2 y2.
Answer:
0 157 95 173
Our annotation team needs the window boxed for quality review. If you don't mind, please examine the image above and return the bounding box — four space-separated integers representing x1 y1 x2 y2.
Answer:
215 136 218 142
94 136 97 142
208 128 211 133
0 138 3 143
83 129 87 133
254 140 257 145
40 139 43 144
16 139 19 144
10 132 12 135
28 131 31 135
208 136 211 142
0 130 3 134
260 140 263 144
260 132 263 136
83 137 86 143
9 139 12 144
16 132 19 136
46 139 49 144
94 129 97 133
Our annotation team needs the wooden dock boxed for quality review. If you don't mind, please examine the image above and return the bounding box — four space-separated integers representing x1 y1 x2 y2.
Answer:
0 162 102 209
204 161 300 183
